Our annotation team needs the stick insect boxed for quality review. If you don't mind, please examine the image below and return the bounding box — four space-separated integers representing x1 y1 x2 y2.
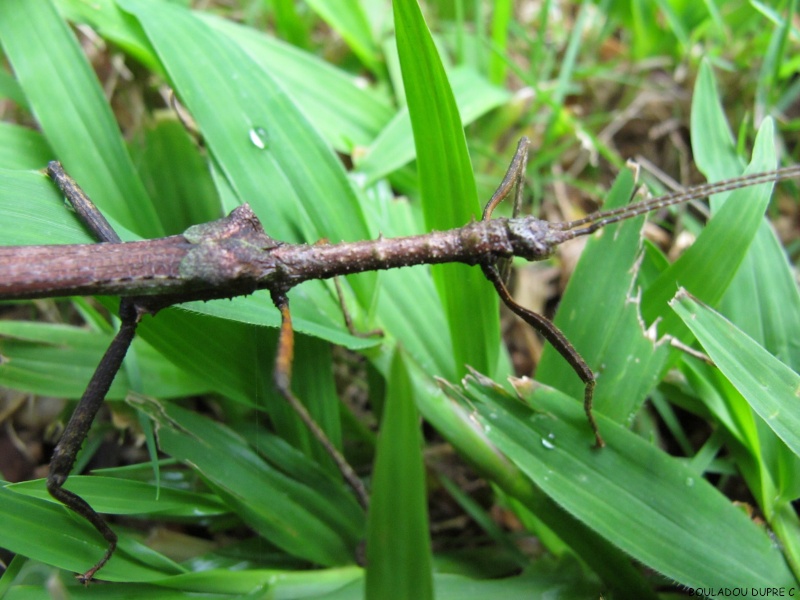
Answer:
1 139 799 582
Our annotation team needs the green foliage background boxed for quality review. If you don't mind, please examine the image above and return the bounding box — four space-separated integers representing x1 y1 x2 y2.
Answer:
0 1 799 598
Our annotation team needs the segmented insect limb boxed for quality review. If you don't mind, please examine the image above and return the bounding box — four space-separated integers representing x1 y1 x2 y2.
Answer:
47 162 122 245
46 299 143 583
44 163 140 582
482 137 530 221
481 263 604 448
270 289 370 509
480 139 604 446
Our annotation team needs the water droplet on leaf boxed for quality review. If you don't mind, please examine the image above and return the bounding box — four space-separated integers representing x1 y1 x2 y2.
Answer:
249 126 268 149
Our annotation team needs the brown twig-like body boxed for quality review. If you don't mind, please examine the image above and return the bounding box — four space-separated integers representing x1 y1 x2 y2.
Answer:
1 142 799 581
3 164 798 303
0 207 571 300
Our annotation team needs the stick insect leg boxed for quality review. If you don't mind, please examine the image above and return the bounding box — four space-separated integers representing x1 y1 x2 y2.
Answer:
483 138 530 281
332 276 383 339
312 236 381 339
47 299 142 583
482 264 604 448
270 290 370 509
45 163 137 582
482 137 530 221
47 162 121 244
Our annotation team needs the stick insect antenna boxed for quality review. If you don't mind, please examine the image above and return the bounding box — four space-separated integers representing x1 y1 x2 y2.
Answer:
556 164 800 238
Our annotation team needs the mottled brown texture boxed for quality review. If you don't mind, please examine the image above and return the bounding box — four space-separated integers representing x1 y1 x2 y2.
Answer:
0 207 571 302
3 166 798 306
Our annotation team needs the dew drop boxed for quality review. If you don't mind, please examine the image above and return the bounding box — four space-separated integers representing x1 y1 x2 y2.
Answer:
685 477 695 487
350 171 367 188
249 126 269 149
541 433 556 450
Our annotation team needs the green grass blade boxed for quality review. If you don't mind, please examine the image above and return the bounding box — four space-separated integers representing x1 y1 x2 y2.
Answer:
0 555 25 597
0 169 102 246
0 483 183 582
671 291 800 458
304 0 381 75
355 67 510 186
328 569 605 599
130 118 221 235
120 0 375 306
130 396 363 567
537 170 670 422
714 227 800 371
460 376 795 589
271 0 311 49
365 349 433 600
0 123 50 170
57 0 394 153
202 13 393 152
55 0 163 71
0 0 162 237
0 320 207 400
488 0 512 84
0 66 27 108
119 0 371 245
393 0 500 378
9 476 226 517
692 61 800 370
640 113 777 336
420 370 652 597
690 60 747 176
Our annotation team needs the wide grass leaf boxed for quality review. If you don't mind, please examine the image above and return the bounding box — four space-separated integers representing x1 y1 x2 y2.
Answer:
641 73 778 337
671 291 800 458
327 569 601 599
304 0 381 76
129 117 221 235
0 169 105 246
0 123 51 170
9 476 226 517
393 0 500 378
0 483 183 582
3 584 233 600
537 170 669 423
418 369 653 598
365 349 433 600
0 320 207 400
130 395 364 567
202 12 393 152
355 67 511 186
692 60 800 370
0 0 162 237
456 375 795 589
119 0 374 269
57 0 394 153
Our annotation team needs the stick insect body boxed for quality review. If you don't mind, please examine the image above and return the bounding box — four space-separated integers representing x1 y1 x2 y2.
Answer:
2 138 799 582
